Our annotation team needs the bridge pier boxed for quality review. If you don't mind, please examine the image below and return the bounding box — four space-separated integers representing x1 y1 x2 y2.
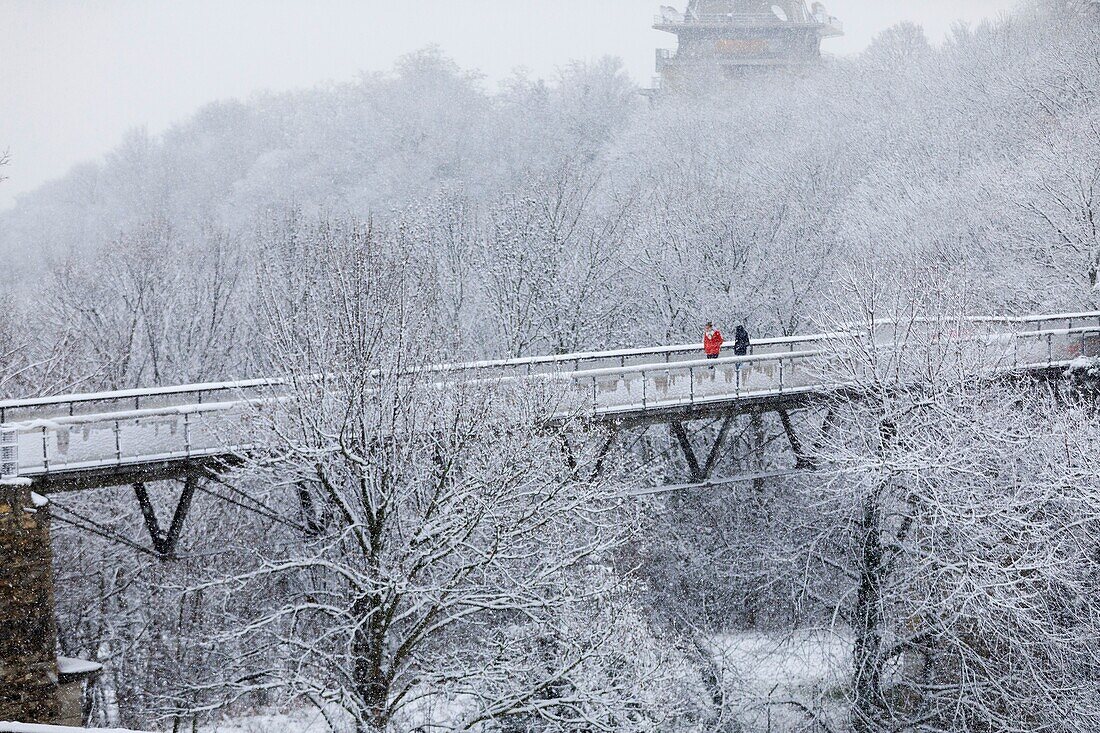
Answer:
0 481 62 723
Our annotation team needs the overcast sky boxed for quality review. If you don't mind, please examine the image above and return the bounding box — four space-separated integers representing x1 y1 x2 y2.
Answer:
1 0 1019 209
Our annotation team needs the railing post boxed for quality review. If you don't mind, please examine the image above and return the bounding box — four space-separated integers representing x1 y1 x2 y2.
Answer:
0 426 18 479
1047 334 1053 366
183 411 192 457
689 366 695 404
592 376 598 415
736 362 741 397
642 370 647 408
114 420 122 465
779 359 785 393
41 426 49 473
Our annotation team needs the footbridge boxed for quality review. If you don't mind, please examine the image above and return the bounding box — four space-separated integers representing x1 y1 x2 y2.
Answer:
1 312 1098 555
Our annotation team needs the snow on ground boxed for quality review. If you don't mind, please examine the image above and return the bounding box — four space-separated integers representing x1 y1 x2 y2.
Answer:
709 628 851 731
189 630 851 733
195 711 330 733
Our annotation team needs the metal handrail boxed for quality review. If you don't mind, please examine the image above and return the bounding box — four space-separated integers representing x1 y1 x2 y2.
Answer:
4 325 1098 479
2 312 1098 423
0 333 843 420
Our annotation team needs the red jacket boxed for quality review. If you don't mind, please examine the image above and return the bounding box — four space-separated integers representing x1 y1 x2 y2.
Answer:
704 329 724 356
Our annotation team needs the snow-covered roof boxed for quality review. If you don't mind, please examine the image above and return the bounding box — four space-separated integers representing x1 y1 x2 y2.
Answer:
56 656 102 677
0 723 147 733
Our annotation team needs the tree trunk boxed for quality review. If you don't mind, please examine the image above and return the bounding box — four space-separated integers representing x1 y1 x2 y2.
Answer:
851 486 886 733
352 595 389 733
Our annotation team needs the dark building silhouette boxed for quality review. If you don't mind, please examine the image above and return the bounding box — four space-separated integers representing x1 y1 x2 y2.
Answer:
654 0 842 89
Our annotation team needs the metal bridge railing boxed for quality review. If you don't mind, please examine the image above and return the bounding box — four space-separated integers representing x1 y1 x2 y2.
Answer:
4 322 1098 481
5 311 1097 425
0 332 842 424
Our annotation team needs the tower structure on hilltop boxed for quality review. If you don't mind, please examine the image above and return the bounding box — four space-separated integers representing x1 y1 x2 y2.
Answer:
653 0 842 90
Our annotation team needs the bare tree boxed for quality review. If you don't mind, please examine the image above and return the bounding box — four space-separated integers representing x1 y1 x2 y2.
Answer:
803 274 1100 732
1017 114 1100 302
43 217 247 390
188 215 690 732
477 164 632 357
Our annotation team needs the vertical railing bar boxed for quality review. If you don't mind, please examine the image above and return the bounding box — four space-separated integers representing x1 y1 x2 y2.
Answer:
592 376 598 415
689 366 695 404
114 420 122 465
41 426 49 473
642 370 647 409
184 411 192 458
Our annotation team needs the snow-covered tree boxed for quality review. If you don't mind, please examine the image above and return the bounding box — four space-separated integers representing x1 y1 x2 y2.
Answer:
806 274 1100 732
191 215 680 732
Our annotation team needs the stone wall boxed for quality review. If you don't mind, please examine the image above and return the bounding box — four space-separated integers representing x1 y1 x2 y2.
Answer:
0 483 61 723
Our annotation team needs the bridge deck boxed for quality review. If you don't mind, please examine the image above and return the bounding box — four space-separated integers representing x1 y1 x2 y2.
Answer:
2 313 1098 491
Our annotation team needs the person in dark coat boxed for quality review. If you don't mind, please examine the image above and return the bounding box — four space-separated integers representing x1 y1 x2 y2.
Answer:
733 325 751 356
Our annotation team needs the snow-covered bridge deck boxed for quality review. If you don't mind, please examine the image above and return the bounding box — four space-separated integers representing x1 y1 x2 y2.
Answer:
2 312 1098 492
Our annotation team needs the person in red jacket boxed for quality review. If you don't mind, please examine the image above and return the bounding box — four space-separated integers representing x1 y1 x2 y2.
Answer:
704 322 724 362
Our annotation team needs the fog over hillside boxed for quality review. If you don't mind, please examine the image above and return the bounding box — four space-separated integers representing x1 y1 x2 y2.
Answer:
3 3 1097 341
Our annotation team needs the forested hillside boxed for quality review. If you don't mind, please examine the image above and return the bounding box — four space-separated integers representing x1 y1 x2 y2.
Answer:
2 1 1100 731
3 2 1098 381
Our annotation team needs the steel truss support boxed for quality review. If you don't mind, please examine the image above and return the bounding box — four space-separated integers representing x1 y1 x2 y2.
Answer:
133 476 198 558
778 408 813 469
670 414 736 483
560 428 618 482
